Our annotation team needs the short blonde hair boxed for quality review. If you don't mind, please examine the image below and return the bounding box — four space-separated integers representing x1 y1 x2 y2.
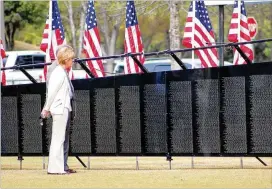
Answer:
56 45 75 65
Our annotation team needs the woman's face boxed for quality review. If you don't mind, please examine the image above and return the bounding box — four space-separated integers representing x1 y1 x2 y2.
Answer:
65 58 73 69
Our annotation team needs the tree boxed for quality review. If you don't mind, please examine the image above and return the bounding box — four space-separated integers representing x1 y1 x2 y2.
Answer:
4 1 47 50
92 1 164 72
169 0 181 70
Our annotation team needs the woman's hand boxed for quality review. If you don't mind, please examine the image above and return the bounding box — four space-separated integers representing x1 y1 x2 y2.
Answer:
41 109 50 118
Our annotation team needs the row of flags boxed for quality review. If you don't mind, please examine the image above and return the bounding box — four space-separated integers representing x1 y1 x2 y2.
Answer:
182 0 254 68
40 0 144 79
1 0 254 85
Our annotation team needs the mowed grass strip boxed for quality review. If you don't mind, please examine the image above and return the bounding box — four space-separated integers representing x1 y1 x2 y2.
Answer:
1 157 272 188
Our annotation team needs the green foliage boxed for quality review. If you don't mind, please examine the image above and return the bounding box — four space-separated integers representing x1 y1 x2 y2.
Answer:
4 1 47 28
4 1 48 49
16 23 43 46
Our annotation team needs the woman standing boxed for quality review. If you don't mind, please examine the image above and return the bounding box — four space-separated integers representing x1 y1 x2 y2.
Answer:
41 45 75 175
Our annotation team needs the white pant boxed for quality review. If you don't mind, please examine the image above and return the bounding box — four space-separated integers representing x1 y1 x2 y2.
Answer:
48 108 69 173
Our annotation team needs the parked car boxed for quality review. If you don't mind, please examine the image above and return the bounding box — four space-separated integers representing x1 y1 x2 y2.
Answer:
113 58 233 75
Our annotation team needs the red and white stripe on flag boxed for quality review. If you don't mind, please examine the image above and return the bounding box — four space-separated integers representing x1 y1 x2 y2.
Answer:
228 0 254 65
0 39 6 86
182 1 219 68
124 1 145 74
40 0 74 81
83 0 105 78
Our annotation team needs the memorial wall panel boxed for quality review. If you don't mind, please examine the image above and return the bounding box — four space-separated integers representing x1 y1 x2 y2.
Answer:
144 84 167 153
1 96 18 154
221 77 247 154
21 94 42 154
249 75 272 154
94 88 116 153
70 90 91 154
169 81 193 154
194 79 220 154
119 86 141 153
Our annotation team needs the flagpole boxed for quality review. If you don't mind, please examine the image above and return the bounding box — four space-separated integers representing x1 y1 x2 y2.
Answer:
237 0 241 64
46 0 53 64
192 1 195 69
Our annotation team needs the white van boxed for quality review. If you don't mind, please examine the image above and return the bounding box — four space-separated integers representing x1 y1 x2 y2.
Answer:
113 58 233 74
3 51 46 85
2 51 87 85
4 50 46 68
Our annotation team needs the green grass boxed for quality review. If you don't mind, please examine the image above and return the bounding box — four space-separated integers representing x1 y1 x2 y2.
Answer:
13 40 40 51
1 157 272 188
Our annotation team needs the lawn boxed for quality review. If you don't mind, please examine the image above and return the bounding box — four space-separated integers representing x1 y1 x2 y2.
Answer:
1 156 271 188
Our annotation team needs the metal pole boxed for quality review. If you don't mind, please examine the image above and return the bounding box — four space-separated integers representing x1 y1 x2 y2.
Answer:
218 5 225 67
18 156 23 170
130 55 149 73
136 156 139 170
255 157 267 166
240 157 244 169
75 156 87 168
19 68 38 83
88 156 90 170
20 160 22 170
43 156 46 169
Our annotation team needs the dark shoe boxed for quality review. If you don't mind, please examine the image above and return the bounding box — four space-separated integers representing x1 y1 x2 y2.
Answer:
65 169 77 173
47 171 70 175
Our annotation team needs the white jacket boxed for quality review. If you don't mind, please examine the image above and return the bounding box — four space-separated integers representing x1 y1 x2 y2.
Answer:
44 65 73 115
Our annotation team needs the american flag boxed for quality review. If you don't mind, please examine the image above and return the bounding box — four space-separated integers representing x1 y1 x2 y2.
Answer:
182 1 219 68
83 0 105 78
0 39 6 86
228 0 254 65
124 0 145 74
40 0 74 80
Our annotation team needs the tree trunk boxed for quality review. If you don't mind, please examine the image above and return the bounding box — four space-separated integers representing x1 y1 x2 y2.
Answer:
78 2 87 58
5 24 11 50
11 24 16 49
165 30 170 50
5 22 17 50
143 37 153 52
106 20 122 74
169 1 181 70
100 6 110 54
99 3 122 75
66 1 76 51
